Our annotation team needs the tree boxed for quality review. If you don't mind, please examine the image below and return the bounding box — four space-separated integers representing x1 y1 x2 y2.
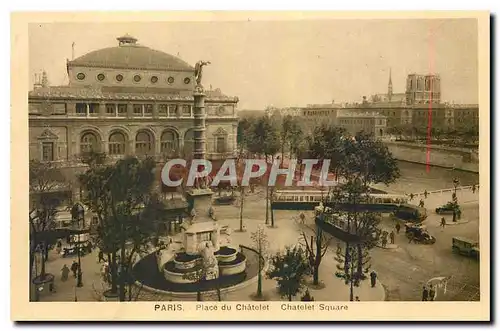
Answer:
340 131 400 187
29 160 67 285
237 117 254 153
299 226 332 286
279 115 300 163
307 124 348 181
251 225 269 299
247 116 280 224
79 155 158 301
326 180 381 281
334 242 371 301
266 245 311 301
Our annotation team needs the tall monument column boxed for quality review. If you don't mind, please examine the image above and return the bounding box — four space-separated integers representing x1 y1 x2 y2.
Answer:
183 60 221 257
185 60 215 220
193 87 207 160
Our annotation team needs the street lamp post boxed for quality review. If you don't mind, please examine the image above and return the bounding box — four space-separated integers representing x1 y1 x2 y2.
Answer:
453 178 459 196
72 203 85 288
452 178 460 223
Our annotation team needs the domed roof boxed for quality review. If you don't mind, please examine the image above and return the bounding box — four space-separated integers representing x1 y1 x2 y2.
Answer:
68 35 194 72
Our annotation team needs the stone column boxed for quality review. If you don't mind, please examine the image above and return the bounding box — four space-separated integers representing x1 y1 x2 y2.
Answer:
193 89 207 160
66 101 76 116
98 102 106 118
152 103 159 119
155 134 161 156
126 102 133 118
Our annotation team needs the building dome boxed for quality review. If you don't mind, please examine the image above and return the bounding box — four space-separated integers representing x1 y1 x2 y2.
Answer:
68 35 193 72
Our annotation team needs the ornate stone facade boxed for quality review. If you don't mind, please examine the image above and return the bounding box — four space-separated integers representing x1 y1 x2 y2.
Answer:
29 35 239 164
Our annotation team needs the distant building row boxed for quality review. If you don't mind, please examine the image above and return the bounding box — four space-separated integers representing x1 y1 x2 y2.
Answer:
265 72 479 138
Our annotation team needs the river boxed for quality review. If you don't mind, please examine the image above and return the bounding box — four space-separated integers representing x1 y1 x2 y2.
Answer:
379 161 479 194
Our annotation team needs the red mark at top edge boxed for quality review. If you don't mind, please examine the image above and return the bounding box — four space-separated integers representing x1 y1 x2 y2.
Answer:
426 26 435 173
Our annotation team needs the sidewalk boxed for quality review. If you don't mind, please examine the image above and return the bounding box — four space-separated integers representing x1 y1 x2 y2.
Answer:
407 190 479 210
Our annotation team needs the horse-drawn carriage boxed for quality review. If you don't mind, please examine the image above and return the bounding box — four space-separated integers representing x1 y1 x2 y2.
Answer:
405 223 436 245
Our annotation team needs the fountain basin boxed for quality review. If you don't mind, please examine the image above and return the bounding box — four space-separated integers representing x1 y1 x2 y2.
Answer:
132 246 260 296
215 246 238 263
163 252 247 284
173 252 203 270
219 253 247 276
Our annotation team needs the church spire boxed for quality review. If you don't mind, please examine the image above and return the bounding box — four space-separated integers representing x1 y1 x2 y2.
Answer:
388 68 393 101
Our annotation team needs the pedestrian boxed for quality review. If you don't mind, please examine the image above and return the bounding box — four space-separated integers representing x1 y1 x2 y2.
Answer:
410 193 414 201
381 236 388 248
98 250 105 263
429 285 436 301
56 240 62 255
370 270 377 287
87 241 93 253
101 262 109 283
395 222 401 234
440 217 446 228
389 231 395 245
70 261 78 278
61 264 70 281
419 199 425 208
355 296 360 301
424 190 428 199
422 286 429 301
472 184 476 194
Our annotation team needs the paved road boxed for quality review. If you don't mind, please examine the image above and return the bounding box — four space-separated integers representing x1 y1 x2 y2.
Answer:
36 188 479 302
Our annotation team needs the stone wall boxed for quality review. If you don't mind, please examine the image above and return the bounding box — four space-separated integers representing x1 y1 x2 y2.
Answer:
385 141 479 173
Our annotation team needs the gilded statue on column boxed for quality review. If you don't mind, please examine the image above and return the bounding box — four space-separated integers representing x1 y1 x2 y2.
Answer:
194 60 211 87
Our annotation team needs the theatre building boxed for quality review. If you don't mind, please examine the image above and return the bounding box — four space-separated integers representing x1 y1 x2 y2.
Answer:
28 34 239 168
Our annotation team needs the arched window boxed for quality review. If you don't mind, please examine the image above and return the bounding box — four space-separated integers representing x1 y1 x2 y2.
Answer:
109 131 126 155
160 130 179 156
80 131 100 153
183 129 195 156
135 130 154 155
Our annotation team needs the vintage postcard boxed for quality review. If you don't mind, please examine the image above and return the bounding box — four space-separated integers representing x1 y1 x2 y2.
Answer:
11 11 490 321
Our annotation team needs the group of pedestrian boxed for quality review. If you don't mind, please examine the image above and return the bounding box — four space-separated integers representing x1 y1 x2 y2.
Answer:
408 190 429 202
422 285 436 301
61 260 80 281
380 230 396 248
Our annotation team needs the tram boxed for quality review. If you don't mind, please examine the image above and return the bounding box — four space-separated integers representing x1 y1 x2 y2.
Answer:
273 189 408 205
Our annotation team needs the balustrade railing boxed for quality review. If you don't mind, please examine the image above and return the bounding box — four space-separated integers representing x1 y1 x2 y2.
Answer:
408 184 479 198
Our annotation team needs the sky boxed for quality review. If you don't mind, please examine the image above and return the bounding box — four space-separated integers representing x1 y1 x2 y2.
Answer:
29 19 478 110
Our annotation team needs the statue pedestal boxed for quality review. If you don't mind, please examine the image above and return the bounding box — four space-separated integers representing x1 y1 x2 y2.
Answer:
186 188 213 220
183 188 220 255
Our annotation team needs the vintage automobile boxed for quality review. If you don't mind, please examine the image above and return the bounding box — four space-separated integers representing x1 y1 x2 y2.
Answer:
452 236 479 259
435 201 461 215
405 223 436 245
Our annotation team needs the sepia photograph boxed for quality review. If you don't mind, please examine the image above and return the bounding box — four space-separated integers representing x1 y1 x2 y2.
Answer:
11 11 490 321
